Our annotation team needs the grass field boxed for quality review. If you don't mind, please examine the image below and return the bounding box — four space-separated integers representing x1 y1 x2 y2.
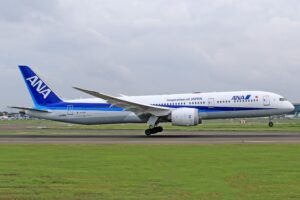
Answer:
0 144 300 200
1 118 300 134
0 120 300 199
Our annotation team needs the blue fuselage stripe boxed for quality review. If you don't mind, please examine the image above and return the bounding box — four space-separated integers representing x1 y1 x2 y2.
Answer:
35 102 273 112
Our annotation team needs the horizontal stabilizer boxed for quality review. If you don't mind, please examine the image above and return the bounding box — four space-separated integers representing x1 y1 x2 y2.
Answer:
9 106 50 113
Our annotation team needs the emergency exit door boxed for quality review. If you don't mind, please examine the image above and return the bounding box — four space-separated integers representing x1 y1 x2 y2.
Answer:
208 98 215 108
263 96 270 106
67 105 73 115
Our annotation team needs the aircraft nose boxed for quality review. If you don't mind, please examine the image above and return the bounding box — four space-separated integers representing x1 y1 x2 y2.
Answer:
287 102 295 112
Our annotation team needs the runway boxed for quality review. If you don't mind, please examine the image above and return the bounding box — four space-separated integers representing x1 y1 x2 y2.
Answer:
0 131 300 144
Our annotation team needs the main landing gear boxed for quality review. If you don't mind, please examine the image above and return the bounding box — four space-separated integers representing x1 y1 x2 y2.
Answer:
268 116 274 127
145 126 163 136
145 115 163 136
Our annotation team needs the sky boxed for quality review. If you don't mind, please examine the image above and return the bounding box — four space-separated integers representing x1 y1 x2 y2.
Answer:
1 0 300 111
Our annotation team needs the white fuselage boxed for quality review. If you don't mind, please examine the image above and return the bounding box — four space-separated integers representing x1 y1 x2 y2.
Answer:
27 91 295 125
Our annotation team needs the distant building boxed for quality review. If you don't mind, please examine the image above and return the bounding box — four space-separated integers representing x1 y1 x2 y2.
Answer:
293 103 300 117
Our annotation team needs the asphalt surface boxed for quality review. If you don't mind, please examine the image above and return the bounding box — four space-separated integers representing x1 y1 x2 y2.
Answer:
1 131 300 144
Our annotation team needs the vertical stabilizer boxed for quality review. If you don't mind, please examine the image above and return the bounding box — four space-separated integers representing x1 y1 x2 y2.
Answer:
18 65 62 106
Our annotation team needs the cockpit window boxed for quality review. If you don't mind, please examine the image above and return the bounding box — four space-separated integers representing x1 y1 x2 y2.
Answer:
279 98 287 101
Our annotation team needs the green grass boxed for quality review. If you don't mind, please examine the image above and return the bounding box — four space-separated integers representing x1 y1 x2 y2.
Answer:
0 144 300 199
1 120 300 199
1 119 300 134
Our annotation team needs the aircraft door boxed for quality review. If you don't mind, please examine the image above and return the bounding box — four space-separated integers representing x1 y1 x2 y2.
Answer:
208 98 215 108
67 105 73 115
263 96 270 106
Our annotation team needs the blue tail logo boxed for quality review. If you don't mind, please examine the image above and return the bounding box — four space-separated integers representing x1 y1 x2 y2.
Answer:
26 75 52 99
19 65 62 106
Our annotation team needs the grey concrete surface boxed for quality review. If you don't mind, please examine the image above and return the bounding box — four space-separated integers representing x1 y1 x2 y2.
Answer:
0 131 300 144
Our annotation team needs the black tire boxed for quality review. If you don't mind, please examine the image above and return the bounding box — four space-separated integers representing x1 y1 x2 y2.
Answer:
269 122 274 127
157 126 163 132
151 127 158 134
145 129 152 136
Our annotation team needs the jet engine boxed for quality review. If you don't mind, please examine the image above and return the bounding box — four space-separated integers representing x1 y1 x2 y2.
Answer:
171 108 200 126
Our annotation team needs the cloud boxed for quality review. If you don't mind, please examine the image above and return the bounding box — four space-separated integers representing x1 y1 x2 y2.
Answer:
1 0 300 110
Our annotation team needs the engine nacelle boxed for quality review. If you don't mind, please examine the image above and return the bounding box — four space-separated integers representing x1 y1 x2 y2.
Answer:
171 108 200 126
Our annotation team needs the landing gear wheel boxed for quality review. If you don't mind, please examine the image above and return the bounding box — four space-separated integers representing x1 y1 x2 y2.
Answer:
145 129 152 136
268 122 274 127
145 126 164 136
156 126 163 132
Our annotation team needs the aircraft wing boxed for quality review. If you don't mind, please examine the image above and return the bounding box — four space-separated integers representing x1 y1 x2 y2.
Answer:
9 106 50 113
73 87 171 117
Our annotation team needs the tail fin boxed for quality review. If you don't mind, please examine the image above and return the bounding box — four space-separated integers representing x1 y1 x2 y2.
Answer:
19 65 62 106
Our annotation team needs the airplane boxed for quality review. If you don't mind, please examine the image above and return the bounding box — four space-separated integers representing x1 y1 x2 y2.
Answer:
11 65 295 136
0 115 8 120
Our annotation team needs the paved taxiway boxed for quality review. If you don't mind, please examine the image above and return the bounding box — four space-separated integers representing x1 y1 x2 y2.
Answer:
0 131 300 144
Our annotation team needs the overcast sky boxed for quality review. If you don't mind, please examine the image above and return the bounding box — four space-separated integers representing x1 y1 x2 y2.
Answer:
1 0 300 110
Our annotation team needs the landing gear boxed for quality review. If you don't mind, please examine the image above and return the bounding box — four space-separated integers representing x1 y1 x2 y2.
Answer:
268 121 274 127
268 116 274 127
156 126 163 132
145 115 164 136
145 129 152 136
145 126 164 136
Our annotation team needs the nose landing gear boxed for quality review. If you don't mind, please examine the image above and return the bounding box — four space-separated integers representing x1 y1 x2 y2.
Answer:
268 116 274 127
268 121 274 127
